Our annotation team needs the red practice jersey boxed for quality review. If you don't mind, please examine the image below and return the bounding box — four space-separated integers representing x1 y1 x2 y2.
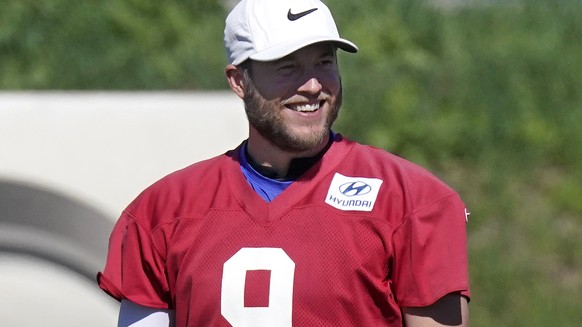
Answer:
98 135 470 326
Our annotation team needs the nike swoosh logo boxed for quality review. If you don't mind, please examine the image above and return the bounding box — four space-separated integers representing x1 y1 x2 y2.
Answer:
287 8 318 21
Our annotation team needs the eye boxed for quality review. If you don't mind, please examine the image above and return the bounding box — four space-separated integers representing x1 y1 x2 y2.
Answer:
317 57 336 70
278 64 295 71
276 63 298 76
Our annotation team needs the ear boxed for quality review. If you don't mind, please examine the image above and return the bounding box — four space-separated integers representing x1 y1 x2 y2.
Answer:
225 64 246 99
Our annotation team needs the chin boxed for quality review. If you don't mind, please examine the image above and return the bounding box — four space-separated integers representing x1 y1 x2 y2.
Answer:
279 128 329 153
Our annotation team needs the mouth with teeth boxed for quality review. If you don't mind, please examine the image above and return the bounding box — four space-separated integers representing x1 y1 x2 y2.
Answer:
286 100 324 113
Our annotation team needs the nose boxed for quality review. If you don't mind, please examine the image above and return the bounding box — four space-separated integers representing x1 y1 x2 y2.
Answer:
297 77 322 94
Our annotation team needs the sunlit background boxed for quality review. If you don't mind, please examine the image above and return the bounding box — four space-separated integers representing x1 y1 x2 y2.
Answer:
1 0 581 326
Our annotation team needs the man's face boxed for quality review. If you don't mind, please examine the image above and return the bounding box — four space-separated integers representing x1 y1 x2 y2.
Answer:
242 43 342 153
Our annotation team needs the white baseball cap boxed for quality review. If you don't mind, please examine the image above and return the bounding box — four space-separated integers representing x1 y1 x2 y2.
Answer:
224 0 358 65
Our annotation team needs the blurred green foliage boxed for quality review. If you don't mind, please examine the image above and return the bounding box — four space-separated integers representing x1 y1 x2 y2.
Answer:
1 0 581 326
0 0 226 89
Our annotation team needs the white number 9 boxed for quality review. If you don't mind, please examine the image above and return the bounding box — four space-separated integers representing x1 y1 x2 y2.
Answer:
221 247 295 327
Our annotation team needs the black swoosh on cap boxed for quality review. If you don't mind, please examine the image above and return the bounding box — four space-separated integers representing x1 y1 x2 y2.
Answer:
287 8 318 21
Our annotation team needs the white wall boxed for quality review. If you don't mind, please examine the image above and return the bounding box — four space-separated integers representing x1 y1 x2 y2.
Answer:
0 91 247 218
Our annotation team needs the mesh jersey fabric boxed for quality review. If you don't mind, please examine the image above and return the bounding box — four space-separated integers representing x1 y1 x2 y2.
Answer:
98 134 470 326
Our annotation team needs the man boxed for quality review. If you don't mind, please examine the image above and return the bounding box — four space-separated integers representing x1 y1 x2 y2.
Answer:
98 0 471 326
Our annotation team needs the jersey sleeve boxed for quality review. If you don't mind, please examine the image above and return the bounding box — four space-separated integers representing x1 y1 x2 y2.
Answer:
97 210 171 309
391 192 470 307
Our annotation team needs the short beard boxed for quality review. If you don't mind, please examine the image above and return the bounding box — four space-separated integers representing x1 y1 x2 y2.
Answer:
241 69 342 153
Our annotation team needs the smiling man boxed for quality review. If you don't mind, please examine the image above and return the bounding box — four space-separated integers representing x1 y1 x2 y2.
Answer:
98 0 471 326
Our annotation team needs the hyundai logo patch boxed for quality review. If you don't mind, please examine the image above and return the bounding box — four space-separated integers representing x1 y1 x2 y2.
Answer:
325 173 383 212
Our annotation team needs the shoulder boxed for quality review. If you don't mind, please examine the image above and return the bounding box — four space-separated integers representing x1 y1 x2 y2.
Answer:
337 136 461 211
342 137 453 190
123 147 242 230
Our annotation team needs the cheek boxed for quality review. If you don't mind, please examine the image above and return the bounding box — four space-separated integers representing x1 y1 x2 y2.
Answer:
319 73 341 93
250 71 292 101
255 82 291 101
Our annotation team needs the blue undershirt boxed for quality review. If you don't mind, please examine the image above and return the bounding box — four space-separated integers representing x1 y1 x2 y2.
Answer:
239 143 294 202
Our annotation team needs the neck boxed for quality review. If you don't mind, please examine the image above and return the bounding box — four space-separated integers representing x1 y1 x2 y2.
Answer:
246 130 332 179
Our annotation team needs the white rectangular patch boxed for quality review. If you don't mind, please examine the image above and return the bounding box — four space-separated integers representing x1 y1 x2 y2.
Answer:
325 173 383 212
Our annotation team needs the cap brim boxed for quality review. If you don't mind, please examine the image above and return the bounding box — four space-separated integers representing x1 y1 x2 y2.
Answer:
249 36 358 62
